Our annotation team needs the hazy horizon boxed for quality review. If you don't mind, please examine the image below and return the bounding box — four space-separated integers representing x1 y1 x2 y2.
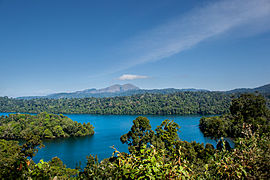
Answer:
7 82 268 98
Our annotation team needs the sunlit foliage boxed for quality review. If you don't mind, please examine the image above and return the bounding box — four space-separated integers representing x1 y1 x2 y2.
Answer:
0 92 231 115
0 112 94 139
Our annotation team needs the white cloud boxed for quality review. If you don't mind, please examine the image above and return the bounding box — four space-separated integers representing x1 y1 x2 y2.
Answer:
118 74 148 80
112 0 270 71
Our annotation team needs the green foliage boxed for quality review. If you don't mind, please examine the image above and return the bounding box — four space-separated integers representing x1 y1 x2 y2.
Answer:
232 126 270 179
205 126 270 179
200 93 270 138
0 135 79 179
121 117 181 154
29 158 79 179
80 145 193 180
230 93 269 120
113 145 192 179
155 119 180 152
0 91 232 115
0 112 94 140
0 135 43 179
0 139 23 179
199 115 232 138
120 116 154 153
44 129 54 139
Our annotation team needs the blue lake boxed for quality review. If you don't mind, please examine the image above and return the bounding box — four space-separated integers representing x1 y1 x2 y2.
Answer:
0 113 226 169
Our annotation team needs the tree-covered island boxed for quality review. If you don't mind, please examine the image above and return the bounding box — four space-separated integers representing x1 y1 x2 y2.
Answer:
0 112 94 139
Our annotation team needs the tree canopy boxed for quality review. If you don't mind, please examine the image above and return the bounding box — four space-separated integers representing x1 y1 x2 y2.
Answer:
200 93 270 138
0 112 94 139
0 92 232 115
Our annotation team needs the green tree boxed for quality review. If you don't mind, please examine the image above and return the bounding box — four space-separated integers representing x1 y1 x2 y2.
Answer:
200 93 270 138
43 129 54 138
155 119 180 152
0 134 43 179
53 125 65 137
230 93 269 120
120 116 154 153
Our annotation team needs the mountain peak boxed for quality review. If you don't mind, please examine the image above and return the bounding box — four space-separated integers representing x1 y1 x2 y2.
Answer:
99 84 139 93
17 83 270 100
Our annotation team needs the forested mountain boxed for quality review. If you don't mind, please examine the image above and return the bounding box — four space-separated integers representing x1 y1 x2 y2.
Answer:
2 84 269 115
17 83 269 99
18 84 140 99
1 92 231 115
17 86 210 99
226 83 270 94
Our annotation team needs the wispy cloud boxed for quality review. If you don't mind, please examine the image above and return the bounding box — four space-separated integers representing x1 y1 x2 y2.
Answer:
118 74 148 80
111 0 270 71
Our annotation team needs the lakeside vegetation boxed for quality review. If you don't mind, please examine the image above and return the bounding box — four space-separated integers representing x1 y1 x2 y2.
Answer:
0 112 94 139
0 92 232 115
0 94 269 179
200 93 270 138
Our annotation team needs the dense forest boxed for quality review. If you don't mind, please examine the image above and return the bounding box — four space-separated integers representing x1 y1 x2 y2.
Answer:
0 92 232 115
0 112 94 139
200 94 270 138
1 94 269 179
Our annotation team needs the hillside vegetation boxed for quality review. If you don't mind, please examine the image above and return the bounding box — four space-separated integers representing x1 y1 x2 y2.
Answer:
0 92 231 115
200 94 270 138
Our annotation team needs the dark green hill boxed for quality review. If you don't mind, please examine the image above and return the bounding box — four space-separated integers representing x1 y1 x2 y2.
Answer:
1 92 230 115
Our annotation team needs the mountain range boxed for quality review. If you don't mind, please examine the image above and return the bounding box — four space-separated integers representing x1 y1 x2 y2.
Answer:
17 83 270 99
226 83 270 94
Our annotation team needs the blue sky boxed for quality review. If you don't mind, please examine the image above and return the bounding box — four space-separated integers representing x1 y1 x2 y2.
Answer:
0 0 270 97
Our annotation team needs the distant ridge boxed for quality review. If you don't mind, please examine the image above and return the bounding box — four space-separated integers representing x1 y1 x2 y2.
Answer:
47 83 140 98
17 83 270 99
18 84 140 99
17 84 209 99
226 83 270 94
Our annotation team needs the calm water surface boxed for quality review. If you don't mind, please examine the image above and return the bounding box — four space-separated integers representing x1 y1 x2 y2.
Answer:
0 113 227 168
